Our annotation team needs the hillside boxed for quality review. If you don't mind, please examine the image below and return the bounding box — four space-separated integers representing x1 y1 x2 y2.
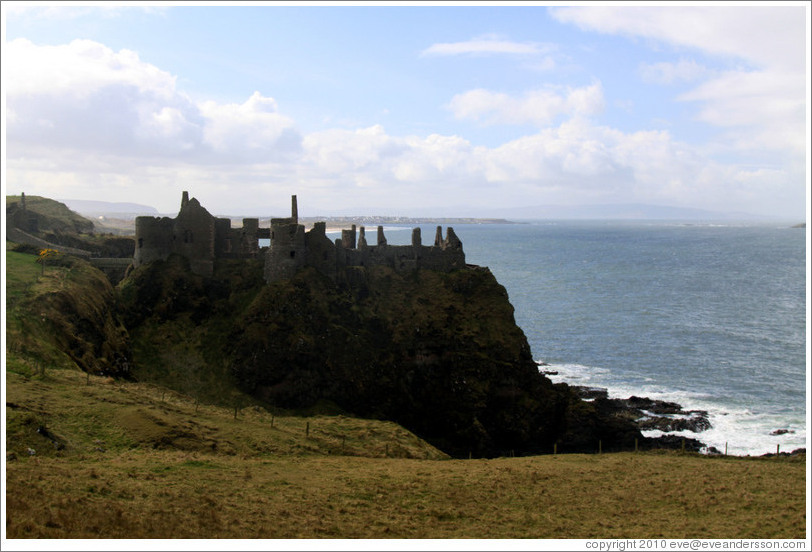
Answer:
6 194 95 235
6 246 132 378
7 194 135 256
5 368 806 539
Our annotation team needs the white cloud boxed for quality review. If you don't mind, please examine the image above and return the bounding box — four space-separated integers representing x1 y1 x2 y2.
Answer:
302 125 404 175
6 38 176 99
6 39 300 163
421 35 549 57
640 59 711 84
678 70 806 154
448 82 605 127
199 92 301 159
393 134 486 184
550 5 807 167
550 6 806 71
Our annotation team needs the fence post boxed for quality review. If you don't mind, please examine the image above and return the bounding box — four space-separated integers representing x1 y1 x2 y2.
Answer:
553 443 557 455
725 442 728 456
305 421 310 437
598 440 602 454
776 444 780 455
634 438 638 453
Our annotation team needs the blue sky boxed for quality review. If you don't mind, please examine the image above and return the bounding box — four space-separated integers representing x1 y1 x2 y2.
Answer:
2 2 809 218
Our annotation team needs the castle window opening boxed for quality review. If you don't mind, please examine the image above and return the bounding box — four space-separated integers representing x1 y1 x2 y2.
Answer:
290 251 296 259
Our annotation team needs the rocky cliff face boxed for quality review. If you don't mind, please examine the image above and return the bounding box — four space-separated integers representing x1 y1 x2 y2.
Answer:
226 264 643 457
113 255 646 457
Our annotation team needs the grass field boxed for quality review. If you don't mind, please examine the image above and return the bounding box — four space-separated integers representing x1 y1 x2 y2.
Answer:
5 368 807 540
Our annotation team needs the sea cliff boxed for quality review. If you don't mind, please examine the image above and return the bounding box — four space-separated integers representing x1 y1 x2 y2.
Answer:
117 255 645 457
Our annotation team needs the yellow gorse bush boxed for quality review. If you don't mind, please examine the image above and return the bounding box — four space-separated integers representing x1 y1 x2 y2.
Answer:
36 248 61 272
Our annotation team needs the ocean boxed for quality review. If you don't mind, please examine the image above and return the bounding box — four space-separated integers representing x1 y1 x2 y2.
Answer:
379 220 807 456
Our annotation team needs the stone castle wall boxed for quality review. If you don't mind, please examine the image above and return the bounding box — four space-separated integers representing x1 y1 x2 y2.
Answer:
134 192 265 277
323 224 466 279
133 192 467 281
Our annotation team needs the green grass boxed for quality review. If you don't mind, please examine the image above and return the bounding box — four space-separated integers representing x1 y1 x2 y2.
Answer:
6 247 40 294
5 368 807 539
5 368 448 461
5 246 101 376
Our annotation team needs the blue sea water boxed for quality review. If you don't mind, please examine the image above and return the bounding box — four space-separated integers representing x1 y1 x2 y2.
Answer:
383 221 808 456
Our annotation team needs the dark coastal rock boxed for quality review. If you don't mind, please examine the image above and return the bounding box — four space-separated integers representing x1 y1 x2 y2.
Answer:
637 411 712 433
769 429 795 436
761 448 806 457
576 390 713 453
573 386 609 401
618 395 683 415
641 434 712 453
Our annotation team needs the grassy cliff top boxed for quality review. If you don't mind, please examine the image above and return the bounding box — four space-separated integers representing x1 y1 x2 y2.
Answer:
6 194 95 234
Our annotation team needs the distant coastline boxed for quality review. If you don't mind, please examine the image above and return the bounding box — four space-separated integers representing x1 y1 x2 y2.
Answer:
299 215 520 228
85 213 522 236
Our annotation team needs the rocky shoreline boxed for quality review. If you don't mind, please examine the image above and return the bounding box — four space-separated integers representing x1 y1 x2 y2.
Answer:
571 384 715 453
541 364 805 457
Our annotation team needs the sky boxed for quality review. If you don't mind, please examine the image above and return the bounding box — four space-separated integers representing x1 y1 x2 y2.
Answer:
2 1 809 218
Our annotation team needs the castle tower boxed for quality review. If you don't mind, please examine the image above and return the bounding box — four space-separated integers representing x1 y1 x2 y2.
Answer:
358 226 367 250
341 225 357 249
444 227 463 250
412 227 422 247
265 198 307 283
181 191 190 209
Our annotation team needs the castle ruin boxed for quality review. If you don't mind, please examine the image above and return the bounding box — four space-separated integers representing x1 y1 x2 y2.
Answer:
133 192 466 282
